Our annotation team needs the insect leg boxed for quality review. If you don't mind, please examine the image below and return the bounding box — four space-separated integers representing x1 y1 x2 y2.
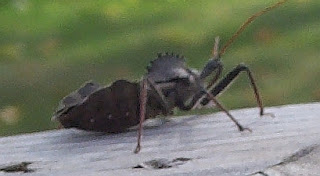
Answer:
178 63 223 110
201 63 264 116
134 78 148 154
205 92 251 132
180 58 223 110
204 60 223 90
200 58 223 84
176 60 222 111
146 78 171 115
201 36 223 89
175 90 203 111
176 84 250 131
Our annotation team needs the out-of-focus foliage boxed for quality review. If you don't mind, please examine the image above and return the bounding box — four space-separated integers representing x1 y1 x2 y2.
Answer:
0 0 319 136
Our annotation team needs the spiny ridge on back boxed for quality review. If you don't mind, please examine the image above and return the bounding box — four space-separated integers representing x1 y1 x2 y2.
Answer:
146 52 189 82
147 52 185 72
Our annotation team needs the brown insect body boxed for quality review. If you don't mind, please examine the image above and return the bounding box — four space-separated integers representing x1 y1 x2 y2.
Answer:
52 53 200 133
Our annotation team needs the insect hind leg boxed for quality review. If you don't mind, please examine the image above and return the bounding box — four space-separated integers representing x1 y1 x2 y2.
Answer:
134 78 148 154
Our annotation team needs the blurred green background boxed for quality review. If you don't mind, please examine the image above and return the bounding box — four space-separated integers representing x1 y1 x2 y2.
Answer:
0 0 319 136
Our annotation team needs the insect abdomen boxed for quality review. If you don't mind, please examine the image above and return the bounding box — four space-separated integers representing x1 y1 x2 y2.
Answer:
56 80 141 133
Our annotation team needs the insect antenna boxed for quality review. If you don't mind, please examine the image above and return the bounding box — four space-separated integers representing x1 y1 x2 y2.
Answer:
218 0 288 57
212 36 220 59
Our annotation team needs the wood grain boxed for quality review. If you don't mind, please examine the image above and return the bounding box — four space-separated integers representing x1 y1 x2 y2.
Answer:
1 103 320 176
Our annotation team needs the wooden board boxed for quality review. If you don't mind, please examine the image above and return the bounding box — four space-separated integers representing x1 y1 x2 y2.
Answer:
1 103 320 176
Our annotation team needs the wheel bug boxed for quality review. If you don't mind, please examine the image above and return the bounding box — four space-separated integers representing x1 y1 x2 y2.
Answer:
52 0 287 153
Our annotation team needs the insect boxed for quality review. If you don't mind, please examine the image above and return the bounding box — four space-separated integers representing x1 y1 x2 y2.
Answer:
52 0 287 153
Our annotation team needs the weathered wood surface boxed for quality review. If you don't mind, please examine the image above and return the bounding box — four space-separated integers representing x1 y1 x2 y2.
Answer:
1 103 320 176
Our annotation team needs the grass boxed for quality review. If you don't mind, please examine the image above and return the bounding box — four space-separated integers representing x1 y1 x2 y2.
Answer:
0 0 319 136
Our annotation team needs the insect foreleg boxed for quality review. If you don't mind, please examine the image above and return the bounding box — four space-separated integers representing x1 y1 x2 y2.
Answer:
205 92 251 132
205 61 223 90
201 36 223 89
202 63 264 116
177 91 206 111
182 62 223 110
177 61 223 111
